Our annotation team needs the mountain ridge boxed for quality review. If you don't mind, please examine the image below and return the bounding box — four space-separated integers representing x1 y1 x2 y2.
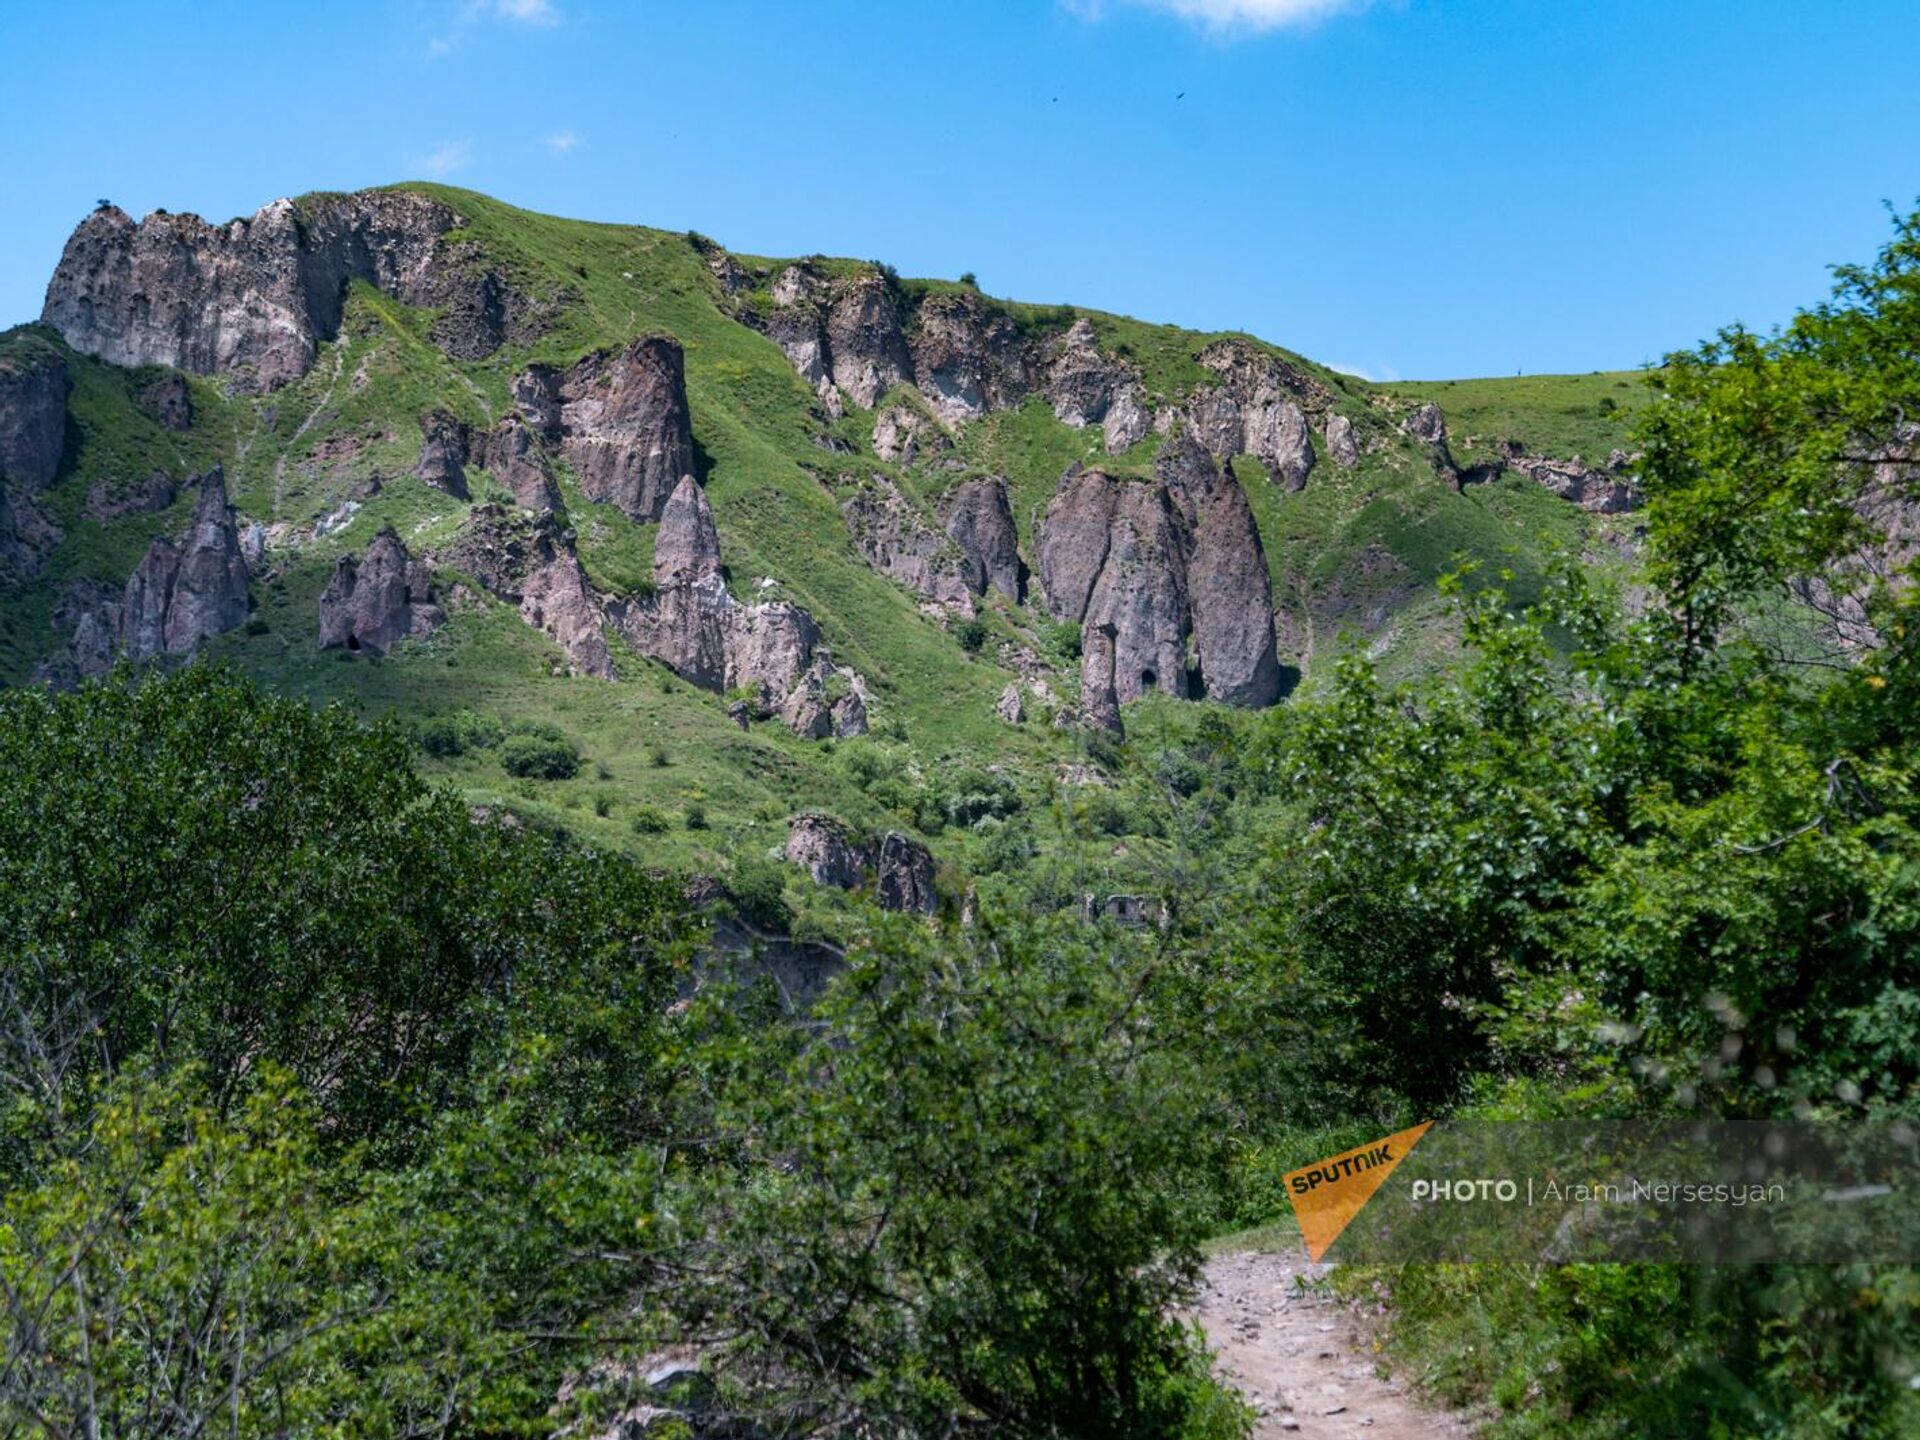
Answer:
0 183 1649 912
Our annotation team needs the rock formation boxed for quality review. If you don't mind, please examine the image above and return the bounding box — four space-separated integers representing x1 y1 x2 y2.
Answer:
842 475 976 613
42 192 472 389
1326 412 1361 468
1498 443 1639 513
1403 401 1459 485
65 469 250 673
871 404 948 464
515 337 696 522
747 266 1154 452
472 416 563 512
941 476 1026 602
136 371 193 431
1046 319 1152 455
442 504 612 677
611 476 868 736
876 832 937 915
1037 439 1281 728
783 814 937 914
1185 339 1333 488
416 411 470 498
0 343 70 579
317 528 445 655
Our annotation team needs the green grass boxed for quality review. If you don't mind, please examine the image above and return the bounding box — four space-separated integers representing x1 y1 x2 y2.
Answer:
1391 371 1651 467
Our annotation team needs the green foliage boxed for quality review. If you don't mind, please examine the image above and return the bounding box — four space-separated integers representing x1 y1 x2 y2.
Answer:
500 729 580 779
684 915 1249 1438
728 856 790 929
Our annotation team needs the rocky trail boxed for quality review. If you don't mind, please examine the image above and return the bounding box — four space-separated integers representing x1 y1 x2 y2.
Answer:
1198 1249 1479 1439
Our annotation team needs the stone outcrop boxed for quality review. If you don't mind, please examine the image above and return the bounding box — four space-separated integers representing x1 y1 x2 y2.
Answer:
1499 443 1639 513
0 343 71 579
610 476 867 737
415 408 565 511
940 476 1026 602
783 815 936 913
317 527 444 655
86 471 176 521
997 682 1025 724
784 813 868 890
871 404 948 464
1326 412 1361 468
1452 438 1641 513
66 469 250 673
42 192 471 389
442 504 612 677
1045 319 1151 455
1403 401 1459 485
1185 339 1333 488
416 411 470 498
911 291 1033 423
1164 439 1285 707
876 832 937 915
747 266 1155 452
1036 439 1281 728
842 474 975 612
515 337 696 522
136 371 192 430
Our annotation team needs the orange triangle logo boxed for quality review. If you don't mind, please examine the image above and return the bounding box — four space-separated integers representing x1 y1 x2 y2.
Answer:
1283 1122 1433 1262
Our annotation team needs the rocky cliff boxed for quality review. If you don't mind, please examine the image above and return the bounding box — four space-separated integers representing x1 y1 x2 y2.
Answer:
0 341 71 579
442 505 613 677
516 337 696 522
39 191 549 390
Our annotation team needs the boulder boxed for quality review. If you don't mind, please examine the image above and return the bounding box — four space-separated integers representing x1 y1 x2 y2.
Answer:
942 476 1027 601
1172 448 1283 707
317 527 444 655
997 682 1025 724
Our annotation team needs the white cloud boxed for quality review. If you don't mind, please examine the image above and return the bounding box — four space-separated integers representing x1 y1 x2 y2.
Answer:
429 0 561 56
488 0 561 25
419 139 475 177
1327 360 1399 383
1070 0 1371 34
544 130 581 155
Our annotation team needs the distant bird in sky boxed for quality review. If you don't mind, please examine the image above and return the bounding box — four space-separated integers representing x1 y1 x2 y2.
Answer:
1176 91 1185 100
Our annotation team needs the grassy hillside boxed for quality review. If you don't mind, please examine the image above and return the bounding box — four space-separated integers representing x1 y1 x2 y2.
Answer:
0 184 1646 897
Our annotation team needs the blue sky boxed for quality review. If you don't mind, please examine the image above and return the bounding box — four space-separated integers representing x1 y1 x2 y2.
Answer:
2 0 1916 379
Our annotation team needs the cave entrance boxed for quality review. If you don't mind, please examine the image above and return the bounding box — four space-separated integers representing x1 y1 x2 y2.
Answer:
1140 668 1157 689
346 634 361 652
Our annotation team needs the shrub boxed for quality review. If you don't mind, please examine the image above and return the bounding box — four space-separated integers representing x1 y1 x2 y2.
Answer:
500 733 579 780
730 858 790 930
684 803 708 830
952 618 988 653
630 807 670 835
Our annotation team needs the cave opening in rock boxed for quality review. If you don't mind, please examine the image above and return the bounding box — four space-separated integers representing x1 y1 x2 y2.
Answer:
346 634 361 652
1140 668 1157 689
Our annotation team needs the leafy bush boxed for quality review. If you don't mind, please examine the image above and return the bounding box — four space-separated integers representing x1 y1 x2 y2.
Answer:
500 732 579 780
729 858 790 930
951 617 988 653
630 806 670 835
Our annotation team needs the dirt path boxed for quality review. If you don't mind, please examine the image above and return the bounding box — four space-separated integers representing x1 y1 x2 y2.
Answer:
1197 1250 1479 1439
